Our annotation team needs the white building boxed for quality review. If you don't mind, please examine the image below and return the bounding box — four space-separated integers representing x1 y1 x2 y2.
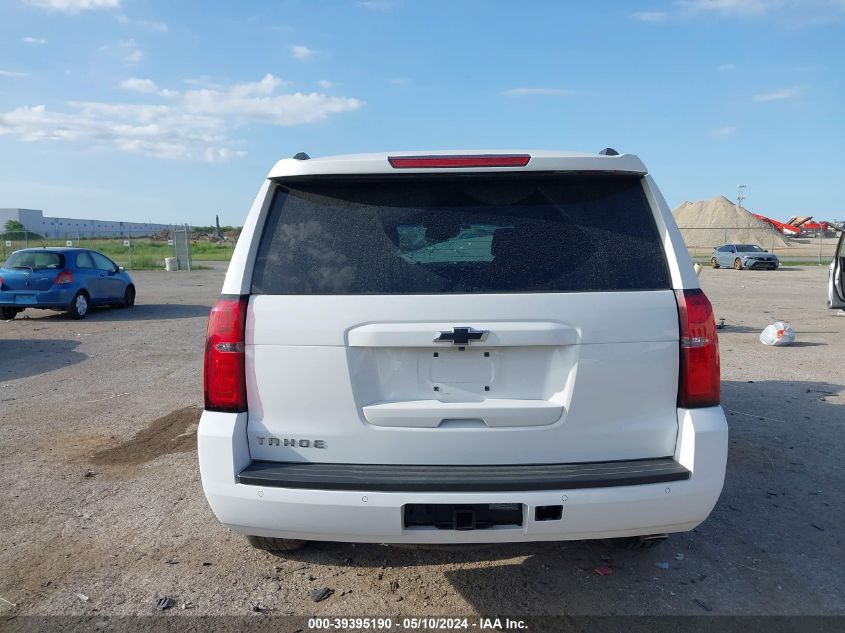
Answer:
0 208 172 238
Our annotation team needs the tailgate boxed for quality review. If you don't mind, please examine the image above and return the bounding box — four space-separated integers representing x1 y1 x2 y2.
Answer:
244 173 679 466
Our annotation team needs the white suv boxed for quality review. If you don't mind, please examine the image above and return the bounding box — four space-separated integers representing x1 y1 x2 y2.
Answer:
828 229 845 310
198 150 728 553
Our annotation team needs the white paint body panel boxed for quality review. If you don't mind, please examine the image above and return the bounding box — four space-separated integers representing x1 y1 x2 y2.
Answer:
203 149 730 543
244 291 681 464
267 149 647 179
828 232 845 309
198 407 728 543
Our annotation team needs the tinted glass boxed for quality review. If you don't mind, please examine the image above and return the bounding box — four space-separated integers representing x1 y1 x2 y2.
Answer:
90 252 116 272
3 251 64 270
252 174 670 295
76 252 95 269
735 244 763 252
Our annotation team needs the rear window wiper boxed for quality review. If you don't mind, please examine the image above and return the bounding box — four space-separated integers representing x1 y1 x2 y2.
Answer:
12 265 34 271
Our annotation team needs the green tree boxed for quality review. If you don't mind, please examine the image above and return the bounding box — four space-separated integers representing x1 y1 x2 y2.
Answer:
3 219 41 240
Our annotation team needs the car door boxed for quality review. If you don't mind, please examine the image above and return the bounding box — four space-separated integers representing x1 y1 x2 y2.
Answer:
74 251 101 300
830 231 845 309
724 245 736 266
716 245 728 266
90 252 125 302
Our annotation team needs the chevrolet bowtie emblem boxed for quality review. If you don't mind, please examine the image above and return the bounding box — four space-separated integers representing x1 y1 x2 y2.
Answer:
434 327 488 345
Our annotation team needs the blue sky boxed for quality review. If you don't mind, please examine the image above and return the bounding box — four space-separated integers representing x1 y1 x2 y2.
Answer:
0 0 843 226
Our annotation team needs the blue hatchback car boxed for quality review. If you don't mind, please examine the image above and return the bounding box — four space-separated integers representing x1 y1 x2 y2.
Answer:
0 247 135 320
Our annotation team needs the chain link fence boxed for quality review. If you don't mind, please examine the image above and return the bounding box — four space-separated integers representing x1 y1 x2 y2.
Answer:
678 226 841 265
1 226 238 270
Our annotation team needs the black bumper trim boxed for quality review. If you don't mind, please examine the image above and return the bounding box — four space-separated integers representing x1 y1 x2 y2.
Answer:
237 458 690 492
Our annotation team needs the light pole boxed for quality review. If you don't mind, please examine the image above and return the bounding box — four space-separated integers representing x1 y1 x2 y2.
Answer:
737 184 747 209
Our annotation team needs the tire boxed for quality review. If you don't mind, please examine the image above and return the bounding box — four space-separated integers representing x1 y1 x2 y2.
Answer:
246 535 308 554
710 257 720 269
602 534 667 550
734 258 743 270
123 285 136 308
68 291 89 320
1 307 18 320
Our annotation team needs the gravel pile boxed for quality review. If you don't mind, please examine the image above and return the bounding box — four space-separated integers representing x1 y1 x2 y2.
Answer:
672 195 790 250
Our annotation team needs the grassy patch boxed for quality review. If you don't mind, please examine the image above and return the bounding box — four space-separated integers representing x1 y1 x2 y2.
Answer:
189 242 236 261
1 238 234 269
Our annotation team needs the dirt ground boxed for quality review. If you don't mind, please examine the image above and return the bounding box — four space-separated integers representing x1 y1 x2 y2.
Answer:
0 264 843 619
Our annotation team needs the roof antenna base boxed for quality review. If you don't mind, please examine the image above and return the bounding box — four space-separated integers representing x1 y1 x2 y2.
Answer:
293 152 311 160
599 147 619 156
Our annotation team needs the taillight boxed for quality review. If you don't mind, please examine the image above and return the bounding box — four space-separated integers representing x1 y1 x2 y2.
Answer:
54 270 74 285
204 296 249 412
675 289 720 408
388 154 531 169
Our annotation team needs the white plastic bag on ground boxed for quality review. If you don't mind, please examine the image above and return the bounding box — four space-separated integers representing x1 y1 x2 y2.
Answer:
760 321 796 346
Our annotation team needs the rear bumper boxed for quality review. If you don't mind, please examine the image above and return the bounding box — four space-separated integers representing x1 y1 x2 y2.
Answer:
197 408 728 544
237 458 691 492
0 288 75 308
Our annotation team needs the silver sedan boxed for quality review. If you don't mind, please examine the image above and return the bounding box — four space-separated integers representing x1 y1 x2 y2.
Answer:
711 244 779 270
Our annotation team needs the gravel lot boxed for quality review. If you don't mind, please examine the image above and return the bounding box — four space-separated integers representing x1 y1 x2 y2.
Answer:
1 264 843 619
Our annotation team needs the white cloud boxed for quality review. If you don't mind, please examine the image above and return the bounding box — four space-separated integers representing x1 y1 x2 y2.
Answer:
357 0 400 9
713 126 737 136
182 77 226 90
116 14 168 32
102 39 144 64
632 10 670 21
290 45 316 60
792 1 845 25
121 40 143 64
718 63 735 71
0 70 29 77
22 36 47 44
181 75 362 126
119 77 159 93
318 80 336 89
503 87 576 97
0 103 222 160
24 0 120 13
204 147 245 162
679 0 767 14
661 0 845 23
0 74 364 161
753 86 802 101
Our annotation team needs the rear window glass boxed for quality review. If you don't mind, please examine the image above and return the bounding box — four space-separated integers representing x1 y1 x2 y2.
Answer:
3 251 65 271
251 174 670 294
